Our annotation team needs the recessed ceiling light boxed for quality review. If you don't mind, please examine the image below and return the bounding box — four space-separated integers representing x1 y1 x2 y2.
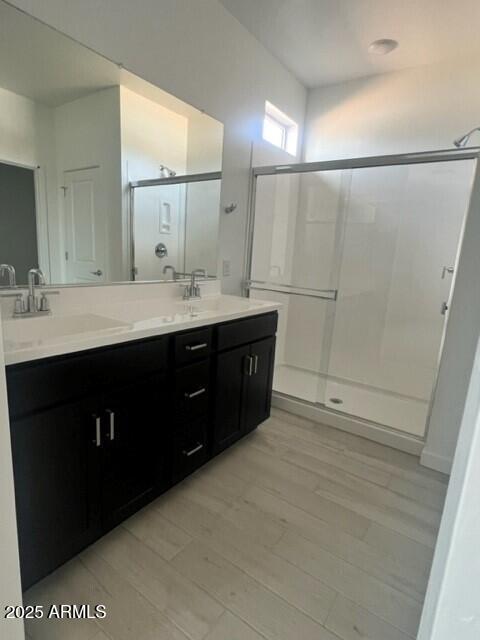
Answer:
368 39 399 55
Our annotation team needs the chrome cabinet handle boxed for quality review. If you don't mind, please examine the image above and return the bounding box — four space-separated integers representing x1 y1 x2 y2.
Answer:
253 354 259 374
441 266 454 279
184 387 206 399
185 343 207 351
93 415 101 447
245 355 253 376
106 409 115 440
183 443 203 457
91 269 103 276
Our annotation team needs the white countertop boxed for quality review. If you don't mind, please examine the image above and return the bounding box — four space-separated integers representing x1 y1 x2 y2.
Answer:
2 294 280 365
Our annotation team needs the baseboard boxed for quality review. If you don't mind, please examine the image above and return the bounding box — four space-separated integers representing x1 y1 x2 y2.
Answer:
420 449 452 475
272 393 424 456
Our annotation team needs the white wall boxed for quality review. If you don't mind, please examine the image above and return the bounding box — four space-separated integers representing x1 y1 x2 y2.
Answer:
418 338 480 640
304 55 480 161
120 86 188 182
8 0 307 295
186 111 224 174
0 316 24 640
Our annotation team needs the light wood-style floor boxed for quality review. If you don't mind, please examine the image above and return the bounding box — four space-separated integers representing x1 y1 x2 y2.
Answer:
24 408 448 640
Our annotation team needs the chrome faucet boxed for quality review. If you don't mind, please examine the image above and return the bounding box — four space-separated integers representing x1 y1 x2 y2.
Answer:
27 268 46 313
182 269 207 300
0 264 16 288
162 264 177 280
0 267 59 317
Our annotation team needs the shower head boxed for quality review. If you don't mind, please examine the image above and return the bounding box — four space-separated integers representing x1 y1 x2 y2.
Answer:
454 127 480 148
159 165 176 177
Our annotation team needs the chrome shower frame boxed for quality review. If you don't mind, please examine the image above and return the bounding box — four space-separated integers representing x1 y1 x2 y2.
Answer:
244 147 480 446
129 171 221 282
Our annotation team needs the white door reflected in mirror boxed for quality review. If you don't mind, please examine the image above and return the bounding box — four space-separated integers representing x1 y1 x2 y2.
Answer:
64 167 106 284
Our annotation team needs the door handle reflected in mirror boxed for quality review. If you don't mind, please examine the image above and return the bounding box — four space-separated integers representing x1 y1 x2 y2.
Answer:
91 269 103 276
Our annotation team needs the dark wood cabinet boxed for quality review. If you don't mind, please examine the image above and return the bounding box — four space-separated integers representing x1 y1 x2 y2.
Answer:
7 311 277 589
212 320 277 454
99 374 167 528
212 344 250 452
244 336 276 434
10 400 99 588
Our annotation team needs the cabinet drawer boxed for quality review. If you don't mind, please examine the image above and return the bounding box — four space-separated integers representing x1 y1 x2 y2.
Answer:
216 312 277 352
173 416 208 481
6 336 168 418
87 337 168 390
174 327 212 366
175 361 210 419
7 355 91 418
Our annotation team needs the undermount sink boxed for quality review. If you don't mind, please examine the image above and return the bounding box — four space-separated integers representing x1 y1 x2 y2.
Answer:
176 295 272 316
3 313 132 348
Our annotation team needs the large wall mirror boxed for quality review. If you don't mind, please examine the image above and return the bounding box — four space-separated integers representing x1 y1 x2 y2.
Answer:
0 0 223 287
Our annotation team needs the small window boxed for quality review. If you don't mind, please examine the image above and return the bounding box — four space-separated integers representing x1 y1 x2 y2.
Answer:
262 101 298 156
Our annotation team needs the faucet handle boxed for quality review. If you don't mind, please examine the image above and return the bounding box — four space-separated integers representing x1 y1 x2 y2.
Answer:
14 294 26 315
39 290 60 312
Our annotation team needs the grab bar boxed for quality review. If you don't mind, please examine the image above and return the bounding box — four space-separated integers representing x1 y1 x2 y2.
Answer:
246 280 338 301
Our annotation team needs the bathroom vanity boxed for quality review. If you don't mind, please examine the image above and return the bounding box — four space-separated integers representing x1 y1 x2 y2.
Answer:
3 291 278 589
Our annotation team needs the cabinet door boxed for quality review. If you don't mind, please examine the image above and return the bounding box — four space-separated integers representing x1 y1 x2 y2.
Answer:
212 345 250 453
101 374 167 527
10 401 99 589
244 337 276 433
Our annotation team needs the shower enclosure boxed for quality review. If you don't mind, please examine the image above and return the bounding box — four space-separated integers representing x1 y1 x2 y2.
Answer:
246 150 477 439
129 171 221 281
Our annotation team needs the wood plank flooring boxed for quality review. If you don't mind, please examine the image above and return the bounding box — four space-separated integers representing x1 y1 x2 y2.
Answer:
24 408 448 640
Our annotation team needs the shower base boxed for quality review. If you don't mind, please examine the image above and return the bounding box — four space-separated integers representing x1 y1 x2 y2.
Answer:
273 364 428 438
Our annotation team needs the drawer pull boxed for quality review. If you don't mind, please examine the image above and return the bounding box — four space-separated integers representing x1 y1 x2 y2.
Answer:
185 387 206 399
106 409 115 441
183 442 204 457
185 342 207 352
93 415 101 447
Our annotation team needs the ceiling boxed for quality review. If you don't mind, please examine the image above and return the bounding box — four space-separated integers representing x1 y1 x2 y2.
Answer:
219 0 480 88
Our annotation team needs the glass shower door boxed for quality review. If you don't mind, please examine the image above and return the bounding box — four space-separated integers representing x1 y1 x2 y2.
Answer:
323 159 474 436
249 168 349 405
249 154 475 439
